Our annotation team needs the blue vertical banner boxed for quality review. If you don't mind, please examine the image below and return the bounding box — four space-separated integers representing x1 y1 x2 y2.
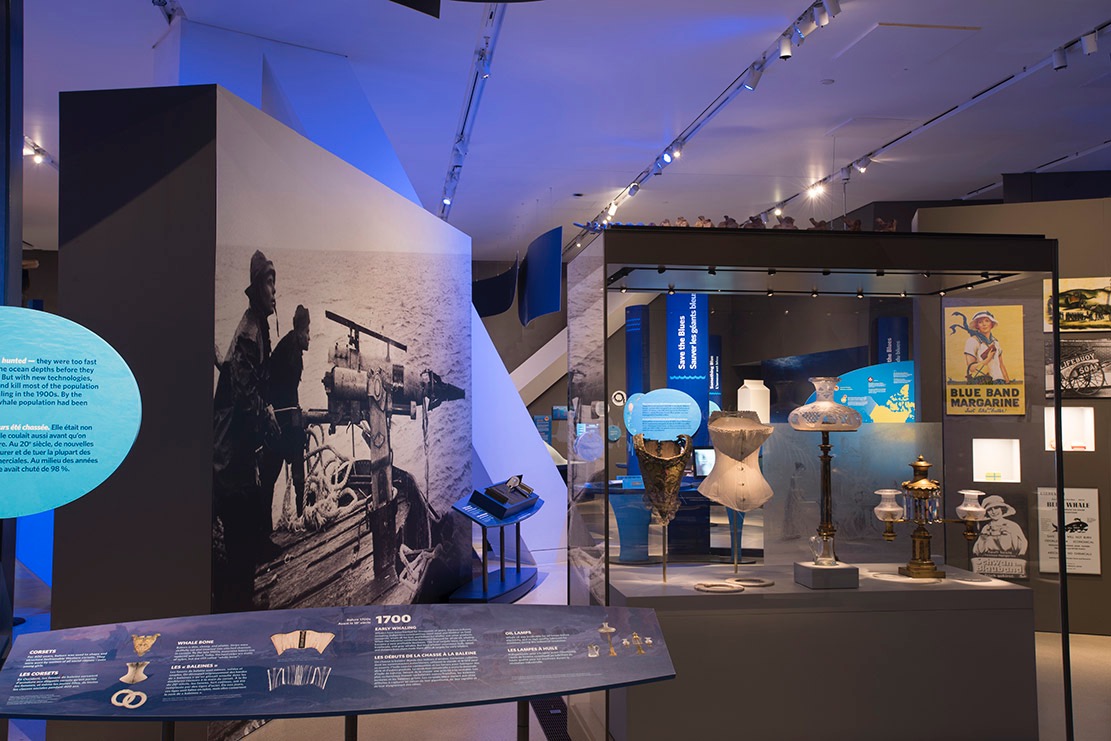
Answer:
708 334 722 411
875 316 909 364
625 304 650 476
666 293 709 447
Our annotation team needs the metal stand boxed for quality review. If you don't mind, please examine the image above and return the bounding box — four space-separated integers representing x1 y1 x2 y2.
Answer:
731 514 740 574
345 714 358 740
661 524 668 583
817 431 838 560
517 700 529 741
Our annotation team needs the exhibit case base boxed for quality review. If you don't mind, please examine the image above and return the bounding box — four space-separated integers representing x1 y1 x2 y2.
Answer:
793 561 860 589
595 562 1038 741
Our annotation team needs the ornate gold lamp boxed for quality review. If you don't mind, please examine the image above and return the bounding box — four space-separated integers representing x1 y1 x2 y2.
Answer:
875 455 986 578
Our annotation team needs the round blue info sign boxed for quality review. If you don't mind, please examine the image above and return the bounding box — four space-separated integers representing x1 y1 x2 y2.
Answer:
0 307 141 517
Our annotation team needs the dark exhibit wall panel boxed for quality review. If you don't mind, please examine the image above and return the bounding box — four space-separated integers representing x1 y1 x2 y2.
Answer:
55 85 220 741
56 86 218 626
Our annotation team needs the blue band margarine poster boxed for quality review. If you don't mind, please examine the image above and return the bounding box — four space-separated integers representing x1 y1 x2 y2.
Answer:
0 307 142 517
944 304 1025 415
804 361 915 423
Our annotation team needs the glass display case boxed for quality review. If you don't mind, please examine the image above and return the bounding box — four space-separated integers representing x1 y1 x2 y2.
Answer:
566 226 1072 740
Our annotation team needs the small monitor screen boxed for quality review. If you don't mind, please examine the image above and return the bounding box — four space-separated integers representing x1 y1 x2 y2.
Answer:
693 448 716 477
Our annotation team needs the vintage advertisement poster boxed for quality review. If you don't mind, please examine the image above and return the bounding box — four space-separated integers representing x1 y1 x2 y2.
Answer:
945 305 1025 415
1038 487 1101 575
1044 337 1111 398
1042 277 1111 332
971 494 1029 579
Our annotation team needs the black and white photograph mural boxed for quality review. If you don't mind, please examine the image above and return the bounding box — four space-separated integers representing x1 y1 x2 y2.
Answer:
210 91 472 621
213 243 471 613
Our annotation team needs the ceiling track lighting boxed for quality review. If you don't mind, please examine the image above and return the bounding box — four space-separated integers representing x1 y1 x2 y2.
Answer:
900 290 908 298
620 285 628 294
743 62 764 91
627 182 639 197
607 202 618 216
822 0 841 17
669 142 683 159
1052 47 1068 71
773 207 783 217
657 265 667 274
708 266 717 276
1081 32 1098 55
856 289 864 299
814 6 830 28
779 35 793 60
938 290 947 297
839 167 851 182
767 288 774 297
855 156 871 173
667 284 676 295
811 288 819 298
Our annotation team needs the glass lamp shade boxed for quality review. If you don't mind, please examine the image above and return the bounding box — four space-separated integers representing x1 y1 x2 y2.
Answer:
788 377 863 431
956 489 988 521
873 489 904 522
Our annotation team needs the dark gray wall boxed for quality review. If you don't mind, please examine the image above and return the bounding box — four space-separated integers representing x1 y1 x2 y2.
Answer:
54 85 219 741
1004 171 1111 204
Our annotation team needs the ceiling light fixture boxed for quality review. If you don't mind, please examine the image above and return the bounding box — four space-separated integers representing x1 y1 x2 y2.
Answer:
667 284 676 295
743 63 764 91
856 289 864 299
1081 32 1098 55
822 0 841 17
1052 47 1068 70
855 157 871 173
900 290 907 298
779 35 793 60
839 167 851 182
807 183 825 197
767 288 774 297
938 290 947 297
442 197 451 206
620 285 628 294
608 202 618 216
669 142 683 159
658 265 667 274
708 266 717 276
32 153 44 165
811 288 819 298
814 6 830 27
627 183 639 197
773 207 783 217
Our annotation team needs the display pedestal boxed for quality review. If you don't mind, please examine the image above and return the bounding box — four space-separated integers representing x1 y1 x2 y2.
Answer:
793 561 859 589
449 497 544 603
593 562 1038 741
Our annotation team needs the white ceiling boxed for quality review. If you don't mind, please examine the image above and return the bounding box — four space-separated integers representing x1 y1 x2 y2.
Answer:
21 0 1111 259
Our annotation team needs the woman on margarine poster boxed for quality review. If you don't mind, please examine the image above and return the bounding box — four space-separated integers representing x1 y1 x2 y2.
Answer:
945 305 1026 416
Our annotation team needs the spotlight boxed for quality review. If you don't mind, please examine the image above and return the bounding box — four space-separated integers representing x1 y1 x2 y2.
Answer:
773 207 783 217
658 265 667 274
620 285 628 294
1052 47 1067 71
768 268 777 275
608 202 618 217
922 271 931 278
442 197 452 206
667 284 676 295
856 289 864 299
900 290 907 298
855 157 871 173
656 153 672 170
822 269 831 276
708 266 717 276
32 153 43 165
822 0 841 17
22 143 33 157
814 6 829 27
876 269 885 277
939 290 947 297
839 167 851 182
743 63 764 91
627 183 639 197
981 271 990 279
760 212 769 224
767 289 774 297
669 142 683 160
576 242 582 248
811 288 819 298
779 35 793 60
1081 32 1098 55
966 284 974 290
807 183 825 197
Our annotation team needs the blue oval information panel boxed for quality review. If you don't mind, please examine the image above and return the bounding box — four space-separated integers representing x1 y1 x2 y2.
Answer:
623 387 701 439
0 307 141 517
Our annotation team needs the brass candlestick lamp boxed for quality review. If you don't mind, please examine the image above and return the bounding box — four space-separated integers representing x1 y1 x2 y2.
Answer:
874 455 986 578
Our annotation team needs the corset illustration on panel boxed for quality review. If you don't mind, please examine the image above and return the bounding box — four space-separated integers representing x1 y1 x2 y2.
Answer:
632 434 693 526
698 411 774 512
120 661 150 685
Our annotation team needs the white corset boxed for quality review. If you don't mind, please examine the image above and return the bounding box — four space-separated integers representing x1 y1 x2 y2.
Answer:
267 664 332 691
698 411 774 512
